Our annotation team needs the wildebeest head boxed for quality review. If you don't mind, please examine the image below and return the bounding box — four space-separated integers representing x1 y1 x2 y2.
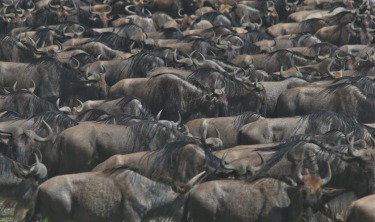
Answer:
0 120 53 164
295 162 332 209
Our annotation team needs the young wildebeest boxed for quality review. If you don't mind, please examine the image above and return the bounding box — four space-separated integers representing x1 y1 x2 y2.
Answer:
23 169 206 222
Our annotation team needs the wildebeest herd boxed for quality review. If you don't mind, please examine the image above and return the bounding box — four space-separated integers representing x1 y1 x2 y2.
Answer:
2 0 375 221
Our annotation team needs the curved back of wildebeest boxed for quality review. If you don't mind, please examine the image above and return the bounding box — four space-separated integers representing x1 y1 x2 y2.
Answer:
105 51 165 85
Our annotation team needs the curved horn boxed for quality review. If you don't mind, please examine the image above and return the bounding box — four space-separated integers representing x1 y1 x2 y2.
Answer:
220 150 237 171
178 8 184 17
347 135 368 157
12 81 18 92
124 5 136 15
15 3 25 17
185 171 207 188
231 38 244 50
27 1 35 11
145 8 152 17
215 126 220 139
0 111 7 118
173 49 193 66
280 65 285 78
200 120 208 145
321 163 332 186
28 79 36 93
193 52 206 66
248 152 265 175
156 109 163 120
56 98 72 113
349 22 362 32
176 111 182 125
28 152 47 179
73 99 84 113
327 59 336 78
24 120 54 142
48 1 60 9
297 160 304 182
70 57 80 69
334 51 346 60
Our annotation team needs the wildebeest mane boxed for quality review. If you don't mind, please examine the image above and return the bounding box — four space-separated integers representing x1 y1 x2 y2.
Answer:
233 111 262 128
141 140 218 183
115 96 154 120
251 134 349 181
242 30 273 42
0 109 23 121
0 35 35 62
332 76 375 95
31 111 78 129
25 57 86 87
96 114 140 125
188 68 250 96
124 121 191 152
146 73 204 118
0 153 17 179
116 51 164 78
93 32 141 52
299 19 328 33
76 109 111 122
159 27 184 39
303 110 367 139
0 91 56 118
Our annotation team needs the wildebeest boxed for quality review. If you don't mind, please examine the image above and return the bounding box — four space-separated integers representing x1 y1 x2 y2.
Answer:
250 134 375 197
93 139 235 186
345 194 375 222
182 162 336 222
108 73 229 122
0 152 47 220
54 120 192 174
0 90 57 118
23 169 206 222
275 82 375 123
187 68 267 116
83 51 165 86
239 110 375 146
186 111 263 149
0 58 107 105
